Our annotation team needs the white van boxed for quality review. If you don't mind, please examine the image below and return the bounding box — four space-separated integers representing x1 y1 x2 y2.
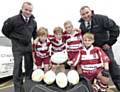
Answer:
0 36 25 78
0 36 13 78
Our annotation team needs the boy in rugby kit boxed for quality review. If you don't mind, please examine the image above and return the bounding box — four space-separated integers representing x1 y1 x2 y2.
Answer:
73 32 110 92
63 20 82 68
49 27 66 72
32 27 50 72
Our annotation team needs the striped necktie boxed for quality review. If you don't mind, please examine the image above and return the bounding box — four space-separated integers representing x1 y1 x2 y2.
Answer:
87 22 91 31
25 18 28 23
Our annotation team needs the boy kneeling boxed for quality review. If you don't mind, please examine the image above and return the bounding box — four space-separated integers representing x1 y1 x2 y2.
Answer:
71 32 110 92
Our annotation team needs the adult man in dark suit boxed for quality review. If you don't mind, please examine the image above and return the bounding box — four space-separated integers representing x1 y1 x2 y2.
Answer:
2 2 37 92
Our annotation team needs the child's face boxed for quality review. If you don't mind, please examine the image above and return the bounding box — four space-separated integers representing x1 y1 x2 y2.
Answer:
64 24 73 34
83 37 94 47
54 33 62 39
39 35 47 42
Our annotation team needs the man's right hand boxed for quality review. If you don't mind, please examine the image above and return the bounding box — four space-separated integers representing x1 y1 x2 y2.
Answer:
102 44 110 51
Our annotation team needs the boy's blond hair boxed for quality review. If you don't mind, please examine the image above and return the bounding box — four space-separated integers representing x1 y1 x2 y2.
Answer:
64 20 73 27
53 27 63 34
83 32 94 40
37 27 48 36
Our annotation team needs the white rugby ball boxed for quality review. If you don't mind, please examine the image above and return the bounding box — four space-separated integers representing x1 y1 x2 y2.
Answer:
32 69 44 82
56 72 68 88
51 52 68 64
43 70 56 85
67 70 80 85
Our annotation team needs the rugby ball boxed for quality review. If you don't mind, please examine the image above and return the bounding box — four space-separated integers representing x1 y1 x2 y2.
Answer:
32 69 44 82
43 70 56 85
56 72 68 88
51 52 68 64
67 70 80 85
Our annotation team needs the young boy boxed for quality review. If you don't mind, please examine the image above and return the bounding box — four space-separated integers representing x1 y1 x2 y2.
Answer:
63 20 82 68
32 27 50 72
49 26 66 72
73 32 110 92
